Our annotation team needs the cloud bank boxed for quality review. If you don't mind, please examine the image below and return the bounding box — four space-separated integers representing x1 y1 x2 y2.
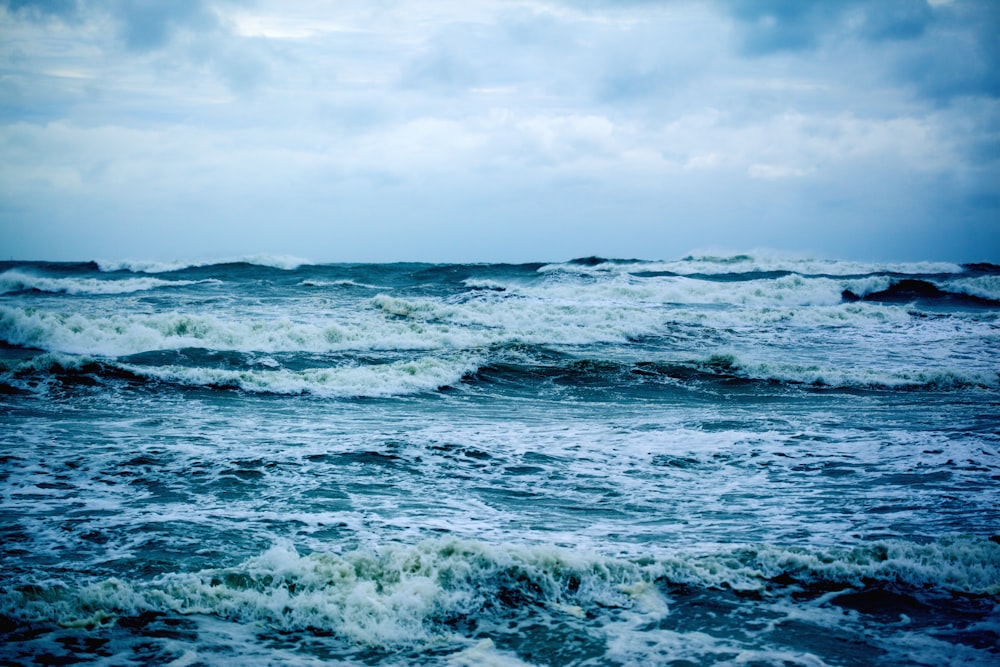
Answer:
1 0 997 262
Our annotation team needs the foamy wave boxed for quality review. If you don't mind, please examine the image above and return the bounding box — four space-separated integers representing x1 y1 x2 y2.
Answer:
2 275 987 370
97 254 313 273
120 355 477 397
0 269 206 295
6 539 660 645
0 305 491 356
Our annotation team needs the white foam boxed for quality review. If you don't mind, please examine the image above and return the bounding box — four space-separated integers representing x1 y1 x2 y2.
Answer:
0 269 207 295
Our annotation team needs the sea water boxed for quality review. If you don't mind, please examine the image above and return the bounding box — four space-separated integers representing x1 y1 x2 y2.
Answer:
1 254 998 666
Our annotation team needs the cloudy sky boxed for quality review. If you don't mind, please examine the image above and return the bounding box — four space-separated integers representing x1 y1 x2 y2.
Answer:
1 0 997 263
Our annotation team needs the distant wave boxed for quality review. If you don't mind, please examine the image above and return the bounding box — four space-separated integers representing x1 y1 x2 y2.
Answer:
0 269 210 296
96 254 313 273
541 253 967 277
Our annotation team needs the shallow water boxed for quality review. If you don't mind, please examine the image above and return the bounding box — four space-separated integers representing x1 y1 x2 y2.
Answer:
2 255 999 665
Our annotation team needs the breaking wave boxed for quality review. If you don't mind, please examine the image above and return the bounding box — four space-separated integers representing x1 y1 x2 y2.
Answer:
4 536 997 648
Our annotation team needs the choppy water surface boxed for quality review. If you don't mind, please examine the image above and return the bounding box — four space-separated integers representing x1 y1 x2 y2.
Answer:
2 255 999 666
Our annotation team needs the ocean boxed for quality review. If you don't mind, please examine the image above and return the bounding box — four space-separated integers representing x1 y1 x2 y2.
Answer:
1 254 998 666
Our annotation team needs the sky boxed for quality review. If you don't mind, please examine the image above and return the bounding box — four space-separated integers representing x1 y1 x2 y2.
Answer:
1 0 998 263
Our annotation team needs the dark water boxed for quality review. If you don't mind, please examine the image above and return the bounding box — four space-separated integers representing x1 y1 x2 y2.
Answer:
1 254 999 666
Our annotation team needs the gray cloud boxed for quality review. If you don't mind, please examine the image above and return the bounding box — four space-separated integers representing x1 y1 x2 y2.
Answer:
718 0 999 104
893 2 1000 102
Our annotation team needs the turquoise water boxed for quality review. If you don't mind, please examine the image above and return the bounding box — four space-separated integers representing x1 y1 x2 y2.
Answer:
2 255 999 665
